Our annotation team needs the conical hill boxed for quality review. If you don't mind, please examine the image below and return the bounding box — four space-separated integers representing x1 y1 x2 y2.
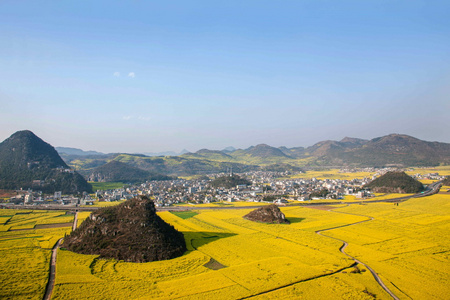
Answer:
0 130 92 193
364 171 424 193
63 196 186 262
244 204 290 224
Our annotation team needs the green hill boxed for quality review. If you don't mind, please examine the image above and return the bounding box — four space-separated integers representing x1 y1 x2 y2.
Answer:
59 134 450 176
364 171 424 193
0 130 92 193
210 174 251 189
88 161 172 183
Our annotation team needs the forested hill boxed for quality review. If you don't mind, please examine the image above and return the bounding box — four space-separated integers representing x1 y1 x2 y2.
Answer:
0 130 92 193
210 174 251 189
364 171 424 193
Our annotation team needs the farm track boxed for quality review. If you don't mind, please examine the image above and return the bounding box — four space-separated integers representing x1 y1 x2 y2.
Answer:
315 209 400 300
241 183 442 299
42 211 78 300
42 237 62 300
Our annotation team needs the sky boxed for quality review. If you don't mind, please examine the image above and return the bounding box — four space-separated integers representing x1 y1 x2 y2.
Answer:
1 0 449 153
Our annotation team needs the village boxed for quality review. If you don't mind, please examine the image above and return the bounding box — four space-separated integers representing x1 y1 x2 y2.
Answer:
2 168 445 208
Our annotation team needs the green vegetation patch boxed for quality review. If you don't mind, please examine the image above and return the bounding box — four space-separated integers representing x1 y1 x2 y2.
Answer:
170 211 199 219
89 182 124 191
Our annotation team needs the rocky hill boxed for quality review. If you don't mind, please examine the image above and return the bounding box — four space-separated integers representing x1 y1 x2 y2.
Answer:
63 196 186 262
0 130 92 193
244 204 290 224
364 171 424 193
88 161 172 183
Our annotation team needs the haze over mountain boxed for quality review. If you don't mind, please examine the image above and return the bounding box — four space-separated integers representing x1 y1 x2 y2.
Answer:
0 131 92 193
142 149 190 157
55 147 105 156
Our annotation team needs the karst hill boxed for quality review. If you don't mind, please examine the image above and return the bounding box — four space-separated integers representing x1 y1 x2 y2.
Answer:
63 196 186 262
244 204 290 224
210 174 251 189
364 171 424 193
0 130 92 193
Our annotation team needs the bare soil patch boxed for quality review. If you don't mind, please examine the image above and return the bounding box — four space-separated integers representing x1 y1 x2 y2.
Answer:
307 205 337 211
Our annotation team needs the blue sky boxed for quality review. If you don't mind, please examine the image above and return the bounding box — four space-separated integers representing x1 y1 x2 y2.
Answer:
1 1 449 153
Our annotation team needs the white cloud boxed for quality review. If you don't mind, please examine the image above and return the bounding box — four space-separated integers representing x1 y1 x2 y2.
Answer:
128 72 135 78
138 116 150 121
113 71 120 77
122 115 132 120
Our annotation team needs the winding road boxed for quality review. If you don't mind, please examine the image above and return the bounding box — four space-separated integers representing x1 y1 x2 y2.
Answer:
311 181 442 299
316 211 400 300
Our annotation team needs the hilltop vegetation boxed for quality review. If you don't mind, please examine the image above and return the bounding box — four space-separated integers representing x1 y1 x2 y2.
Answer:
0 130 92 193
365 171 424 193
210 174 251 189
244 204 290 224
63 196 186 262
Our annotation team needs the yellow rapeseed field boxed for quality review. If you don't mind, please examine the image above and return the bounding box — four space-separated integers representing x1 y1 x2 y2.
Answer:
324 194 450 300
0 210 74 300
2 187 449 299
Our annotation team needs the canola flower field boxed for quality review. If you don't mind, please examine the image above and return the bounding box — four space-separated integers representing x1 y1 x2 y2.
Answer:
2 188 449 299
53 191 449 300
0 210 74 299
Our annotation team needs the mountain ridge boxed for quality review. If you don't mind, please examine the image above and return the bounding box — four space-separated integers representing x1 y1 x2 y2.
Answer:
52 132 450 176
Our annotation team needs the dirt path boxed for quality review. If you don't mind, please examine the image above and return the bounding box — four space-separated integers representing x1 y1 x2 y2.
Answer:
42 211 78 300
42 237 62 300
316 209 400 300
72 211 78 231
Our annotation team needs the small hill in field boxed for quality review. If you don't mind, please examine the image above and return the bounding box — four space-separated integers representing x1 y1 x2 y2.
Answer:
210 174 251 189
244 204 290 224
364 171 424 193
62 196 186 262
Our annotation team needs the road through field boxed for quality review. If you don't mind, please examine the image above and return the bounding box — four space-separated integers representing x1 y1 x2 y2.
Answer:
42 237 62 300
43 211 78 300
316 209 400 300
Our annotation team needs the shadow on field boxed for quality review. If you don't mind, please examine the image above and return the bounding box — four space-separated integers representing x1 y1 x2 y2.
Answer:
287 217 305 224
185 232 237 250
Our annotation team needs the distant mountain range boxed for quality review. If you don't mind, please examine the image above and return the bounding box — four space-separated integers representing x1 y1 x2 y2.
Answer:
55 133 450 178
0 131 92 193
55 147 105 156
2 130 450 190
87 161 173 183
